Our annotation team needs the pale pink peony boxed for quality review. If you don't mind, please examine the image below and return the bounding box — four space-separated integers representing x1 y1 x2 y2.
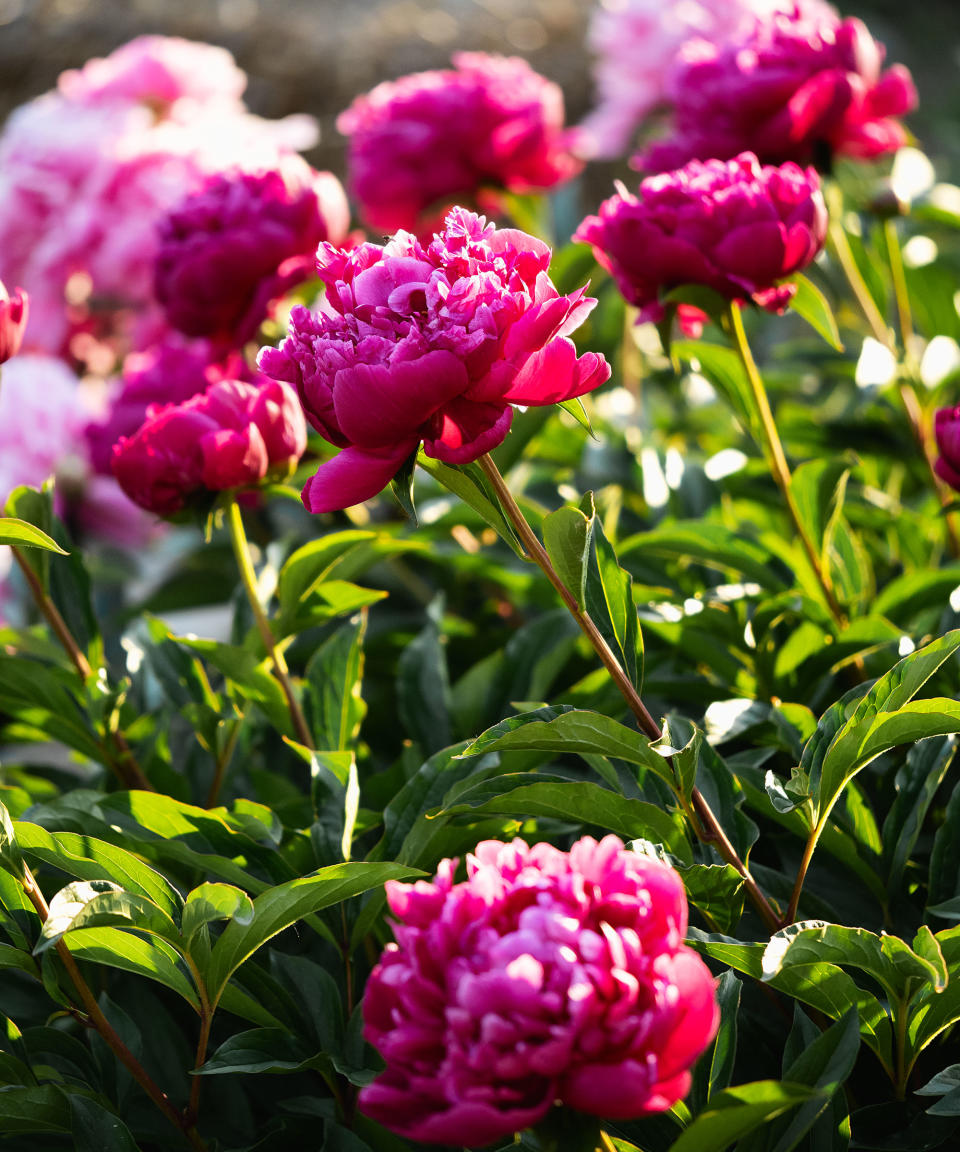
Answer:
154 158 349 345
575 152 827 323
259 208 609 514
360 835 719 1145
578 0 834 159
0 37 318 359
339 53 581 236
639 6 917 172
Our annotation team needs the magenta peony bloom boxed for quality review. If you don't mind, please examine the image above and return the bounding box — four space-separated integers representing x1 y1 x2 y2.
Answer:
578 0 833 160
111 378 307 515
360 835 718 1145
154 159 349 346
574 153 827 323
934 408 960 492
338 53 581 235
639 7 917 172
0 282 28 364
259 208 609 514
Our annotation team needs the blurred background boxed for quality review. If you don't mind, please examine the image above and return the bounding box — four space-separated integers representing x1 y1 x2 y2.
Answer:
2 0 958 192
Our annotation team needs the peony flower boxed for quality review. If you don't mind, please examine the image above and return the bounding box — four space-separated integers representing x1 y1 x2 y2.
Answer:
0 37 318 359
0 282 28 364
574 153 827 323
259 208 609 514
339 53 581 236
934 408 960 492
111 378 307 516
154 159 349 346
639 7 917 172
360 835 718 1145
84 338 244 474
578 0 833 160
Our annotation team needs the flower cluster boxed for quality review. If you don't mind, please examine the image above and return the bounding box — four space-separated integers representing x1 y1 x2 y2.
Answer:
578 0 832 160
0 36 320 357
339 53 580 236
154 158 350 346
111 378 307 516
259 208 609 513
575 152 827 323
361 835 719 1145
640 7 917 172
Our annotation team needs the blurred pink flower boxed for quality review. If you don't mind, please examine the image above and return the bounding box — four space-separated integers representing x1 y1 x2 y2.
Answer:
934 408 960 492
0 282 28 363
154 159 349 346
575 152 827 322
639 6 916 172
339 53 581 236
0 37 318 360
111 378 307 516
361 835 718 1145
259 207 609 514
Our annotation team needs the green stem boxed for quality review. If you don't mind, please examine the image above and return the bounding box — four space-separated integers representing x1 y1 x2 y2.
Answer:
21 865 208 1151
204 718 242 808
884 217 915 358
476 453 781 934
727 302 847 627
11 546 153 792
893 997 909 1100
226 499 314 750
828 216 892 348
599 1134 618 1152
785 817 823 925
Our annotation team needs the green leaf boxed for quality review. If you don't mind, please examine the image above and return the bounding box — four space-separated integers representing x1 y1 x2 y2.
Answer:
13 821 181 918
0 800 23 879
389 445 419 522
581 493 642 690
59 927 196 1009
198 1027 311 1075
667 1081 822 1152
883 737 957 893
543 505 593 610
680 864 744 935
462 707 678 794
788 273 844 350
68 1094 141 1152
205 862 423 1005
690 969 740 1113
790 458 851 574
36 880 179 952
620 521 786 589
672 341 760 439
304 611 368 753
417 455 524 556
397 607 452 755
0 518 67 553
915 1065 960 1116
0 1085 72 1133
181 883 254 945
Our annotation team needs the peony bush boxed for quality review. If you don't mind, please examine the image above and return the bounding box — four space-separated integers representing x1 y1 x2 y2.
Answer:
1 11 960 1152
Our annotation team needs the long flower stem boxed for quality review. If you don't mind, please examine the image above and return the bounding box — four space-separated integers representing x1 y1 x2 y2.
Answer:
727 303 847 626
476 453 780 934
20 864 208 1151
226 499 314 750
11 546 153 791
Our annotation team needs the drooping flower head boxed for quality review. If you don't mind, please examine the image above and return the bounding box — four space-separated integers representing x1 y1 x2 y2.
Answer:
361 835 718 1145
0 282 28 364
259 208 609 513
575 153 827 325
578 0 834 160
154 159 350 347
339 53 581 236
111 378 307 516
639 6 917 172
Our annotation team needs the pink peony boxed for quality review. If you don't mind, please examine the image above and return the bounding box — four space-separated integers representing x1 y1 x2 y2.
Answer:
0 37 318 359
339 53 581 236
360 835 718 1145
84 338 244 474
154 159 349 346
639 7 917 172
578 0 833 160
934 408 960 492
0 282 28 364
574 153 827 323
259 208 609 514
111 378 307 516
57 34 247 113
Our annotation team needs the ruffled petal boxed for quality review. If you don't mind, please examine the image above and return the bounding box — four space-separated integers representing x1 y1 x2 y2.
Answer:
423 399 513 464
301 441 417 513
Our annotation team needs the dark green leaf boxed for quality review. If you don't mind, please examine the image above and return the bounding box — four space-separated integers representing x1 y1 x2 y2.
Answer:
543 505 593 611
788 273 844 351
667 1081 822 1152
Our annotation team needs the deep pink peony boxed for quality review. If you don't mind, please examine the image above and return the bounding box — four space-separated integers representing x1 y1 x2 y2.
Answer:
360 835 718 1145
0 282 28 364
639 7 917 172
259 208 609 513
154 159 349 346
574 153 827 323
578 0 833 160
934 408 960 492
111 378 307 516
338 53 581 235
